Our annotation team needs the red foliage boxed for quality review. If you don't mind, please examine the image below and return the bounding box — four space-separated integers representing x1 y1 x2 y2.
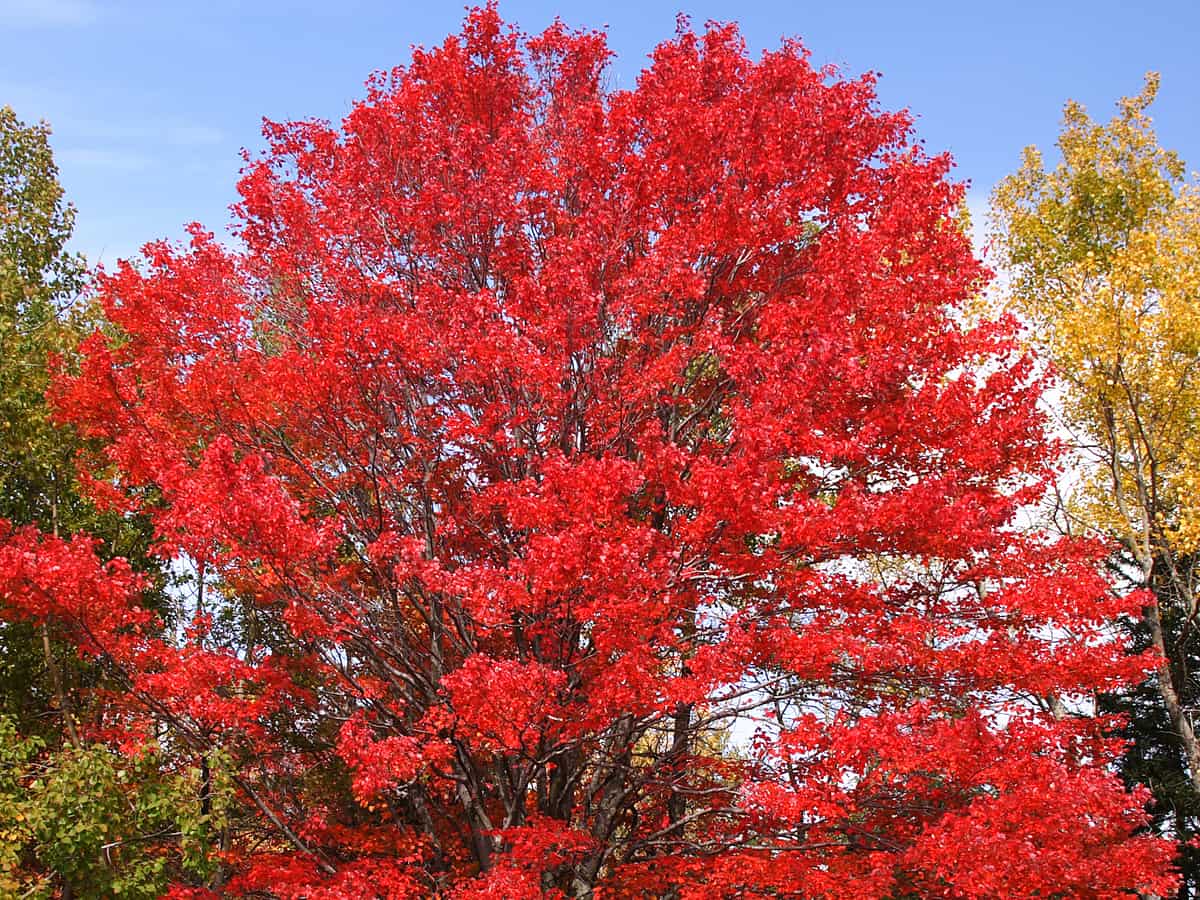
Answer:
3 5 1177 896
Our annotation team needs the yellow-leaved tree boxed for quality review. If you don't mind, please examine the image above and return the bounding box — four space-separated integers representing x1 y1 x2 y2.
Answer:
992 74 1200 891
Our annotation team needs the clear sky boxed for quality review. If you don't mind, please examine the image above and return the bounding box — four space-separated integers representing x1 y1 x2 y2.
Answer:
2 0 1198 265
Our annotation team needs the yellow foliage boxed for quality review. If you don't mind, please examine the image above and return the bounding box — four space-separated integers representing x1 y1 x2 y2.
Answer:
991 74 1200 556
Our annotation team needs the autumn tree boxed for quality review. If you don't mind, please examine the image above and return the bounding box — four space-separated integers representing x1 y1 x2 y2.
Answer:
0 104 89 535
992 75 1200 895
0 103 165 735
0 103 89 740
0 105 189 898
0 10 1178 898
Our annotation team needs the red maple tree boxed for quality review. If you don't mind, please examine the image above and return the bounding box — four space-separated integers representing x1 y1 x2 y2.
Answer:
0 7 1178 897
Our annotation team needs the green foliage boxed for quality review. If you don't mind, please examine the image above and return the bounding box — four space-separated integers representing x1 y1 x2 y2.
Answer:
0 717 232 897
0 103 84 535
0 105 163 743
0 103 158 561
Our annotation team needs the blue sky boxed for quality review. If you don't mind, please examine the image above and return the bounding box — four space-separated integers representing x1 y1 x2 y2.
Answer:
2 0 1198 265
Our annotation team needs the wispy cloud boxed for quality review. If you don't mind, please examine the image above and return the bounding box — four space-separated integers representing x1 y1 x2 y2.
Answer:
0 0 100 28
57 147 155 172
164 124 225 147
52 122 226 179
0 82 225 151
69 120 226 147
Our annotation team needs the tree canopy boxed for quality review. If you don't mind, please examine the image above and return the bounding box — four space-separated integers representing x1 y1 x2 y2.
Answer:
993 73 1200 897
0 8 1179 897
